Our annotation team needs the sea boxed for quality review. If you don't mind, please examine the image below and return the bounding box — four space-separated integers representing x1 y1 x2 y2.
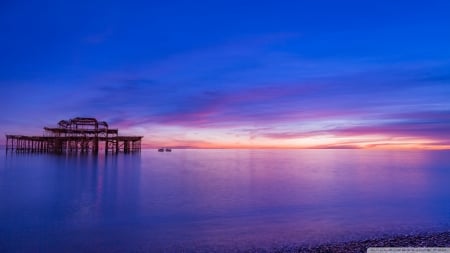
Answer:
1 149 450 252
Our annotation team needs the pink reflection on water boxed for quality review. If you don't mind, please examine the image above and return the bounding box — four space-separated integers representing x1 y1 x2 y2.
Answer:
134 149 450 250
1 149 450 252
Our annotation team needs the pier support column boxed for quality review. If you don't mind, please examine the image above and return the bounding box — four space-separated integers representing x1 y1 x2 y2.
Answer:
93 137 99 154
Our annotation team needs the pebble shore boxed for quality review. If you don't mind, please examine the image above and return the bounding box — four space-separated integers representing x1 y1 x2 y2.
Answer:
279 231 450 253
144 231 450 252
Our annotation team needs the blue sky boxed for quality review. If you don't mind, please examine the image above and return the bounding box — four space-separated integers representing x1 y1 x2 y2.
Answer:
1 0 450 148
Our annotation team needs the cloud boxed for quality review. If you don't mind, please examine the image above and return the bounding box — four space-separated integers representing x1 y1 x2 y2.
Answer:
418 71 450 83
83 28 113 44
65 52 450 139
3 32 450 149
254 110 450 147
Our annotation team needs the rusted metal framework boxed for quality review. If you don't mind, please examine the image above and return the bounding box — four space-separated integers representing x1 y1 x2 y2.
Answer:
5 117 142 154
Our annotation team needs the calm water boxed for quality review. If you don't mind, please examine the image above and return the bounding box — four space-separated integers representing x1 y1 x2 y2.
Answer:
1 149 450 252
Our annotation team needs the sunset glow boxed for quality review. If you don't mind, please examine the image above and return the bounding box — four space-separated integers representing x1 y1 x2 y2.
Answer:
1 1 450 149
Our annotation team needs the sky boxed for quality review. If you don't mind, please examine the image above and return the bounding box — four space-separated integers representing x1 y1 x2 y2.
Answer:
1 0 450 149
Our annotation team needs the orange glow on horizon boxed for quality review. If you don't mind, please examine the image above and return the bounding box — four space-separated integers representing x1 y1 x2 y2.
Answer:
140 134 450 150
58 123 450 150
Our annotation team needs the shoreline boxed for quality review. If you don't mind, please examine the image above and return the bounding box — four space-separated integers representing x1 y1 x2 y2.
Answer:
269 231 450 253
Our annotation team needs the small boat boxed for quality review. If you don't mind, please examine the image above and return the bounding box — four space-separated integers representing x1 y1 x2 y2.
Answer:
165 148 172 152
158 148 164 152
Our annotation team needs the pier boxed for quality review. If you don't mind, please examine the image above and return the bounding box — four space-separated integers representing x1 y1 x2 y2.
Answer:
5 117 142 154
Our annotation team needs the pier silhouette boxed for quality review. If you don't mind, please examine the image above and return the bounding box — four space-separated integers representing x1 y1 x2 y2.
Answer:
5 117 142 154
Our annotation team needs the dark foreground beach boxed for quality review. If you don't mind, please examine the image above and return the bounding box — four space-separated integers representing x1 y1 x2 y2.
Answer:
151 231 450 252
256 231 450 253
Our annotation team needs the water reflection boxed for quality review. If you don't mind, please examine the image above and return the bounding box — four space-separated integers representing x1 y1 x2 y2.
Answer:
1 149 450 252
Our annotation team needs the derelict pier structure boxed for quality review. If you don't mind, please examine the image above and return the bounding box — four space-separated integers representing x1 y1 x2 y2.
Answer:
5 117 143 154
